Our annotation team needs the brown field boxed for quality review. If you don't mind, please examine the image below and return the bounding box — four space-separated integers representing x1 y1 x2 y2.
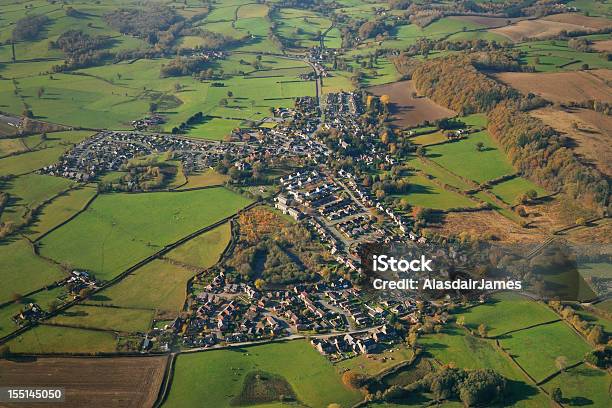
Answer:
592 39 612 52
495 70 612 103
368 80 455 128
0 356 167 408
449 15 524 29
541 13 612 30
531 107 612 176
425 210 547 243
490 14 608 42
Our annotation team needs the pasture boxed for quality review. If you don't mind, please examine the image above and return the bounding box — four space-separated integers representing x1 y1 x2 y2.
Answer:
0 356 167 408
426 130 516 183
7 324 118 354
178 168 229 189
165 222 231 269
491 13 610 41
542 365 611 408
49 304 155 333
164 340 363 408
335 343 414 376
490 177 547 205
515 40 612 72
0 239 66 304
499 321 592 382
38 188 252 281
419 326 549 407
0 286 65 338
393 173 478 210
456 292 559 337
89 259 195 313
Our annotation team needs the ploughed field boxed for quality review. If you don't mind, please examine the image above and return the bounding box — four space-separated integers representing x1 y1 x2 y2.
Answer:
0 356 167 408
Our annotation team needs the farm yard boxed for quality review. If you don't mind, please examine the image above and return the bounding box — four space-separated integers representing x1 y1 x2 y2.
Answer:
0 356 167 408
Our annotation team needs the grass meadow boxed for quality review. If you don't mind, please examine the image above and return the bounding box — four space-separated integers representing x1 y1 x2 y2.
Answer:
499 321 592 382
542 365 611 407
165 222 231 269
39 188 252 281
164 340 363 408
456 292 559 337
0 239 65 304
7 324 117 354
49 304 154 333
89 259 196 313
393 173 478 210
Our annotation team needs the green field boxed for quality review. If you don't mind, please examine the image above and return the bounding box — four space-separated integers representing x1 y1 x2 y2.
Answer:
0 286 66 338
164 340 363 408
516 40 612 72
48 304 154 333
0 239 65 304
179 168 229 189
39 188 252 280
336 344 414 376
89 259 195 313
419 326 549 407
490 177 548 205
166 222 231 268
427 130 516 183
456 292 559 337
499 321 592 382
7 324 117 354
394 173 479 210
542 365 611 407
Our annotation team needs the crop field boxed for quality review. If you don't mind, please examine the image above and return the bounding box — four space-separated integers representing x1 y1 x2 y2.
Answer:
0 356 167 408
165 222 231 269
394 173 479 210
499 321 592 382
89 259 195 313
164 340 363 408
490 177 548 205
368 80 456 128
491 13 610 41
456 292 559 337
48 304 155 333
531 106 612 176
426 130 516 184
7 324 118 354
38 188 252 281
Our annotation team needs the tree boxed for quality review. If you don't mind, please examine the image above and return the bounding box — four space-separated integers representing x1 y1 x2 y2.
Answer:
475 141 484 151
555 355 568 372
48 299 61 313
0 345 10 359
254 278 266 290
575 217 586 226
416 146 426 157
342 371 366 389
149 102 158 113
478 323 487 338
552 387 563 403
587 325 604 345
10 292 23 303
37 86 45 98
227 90 233 98
581 63 589 70
456 316 465 326
380 94 390 104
